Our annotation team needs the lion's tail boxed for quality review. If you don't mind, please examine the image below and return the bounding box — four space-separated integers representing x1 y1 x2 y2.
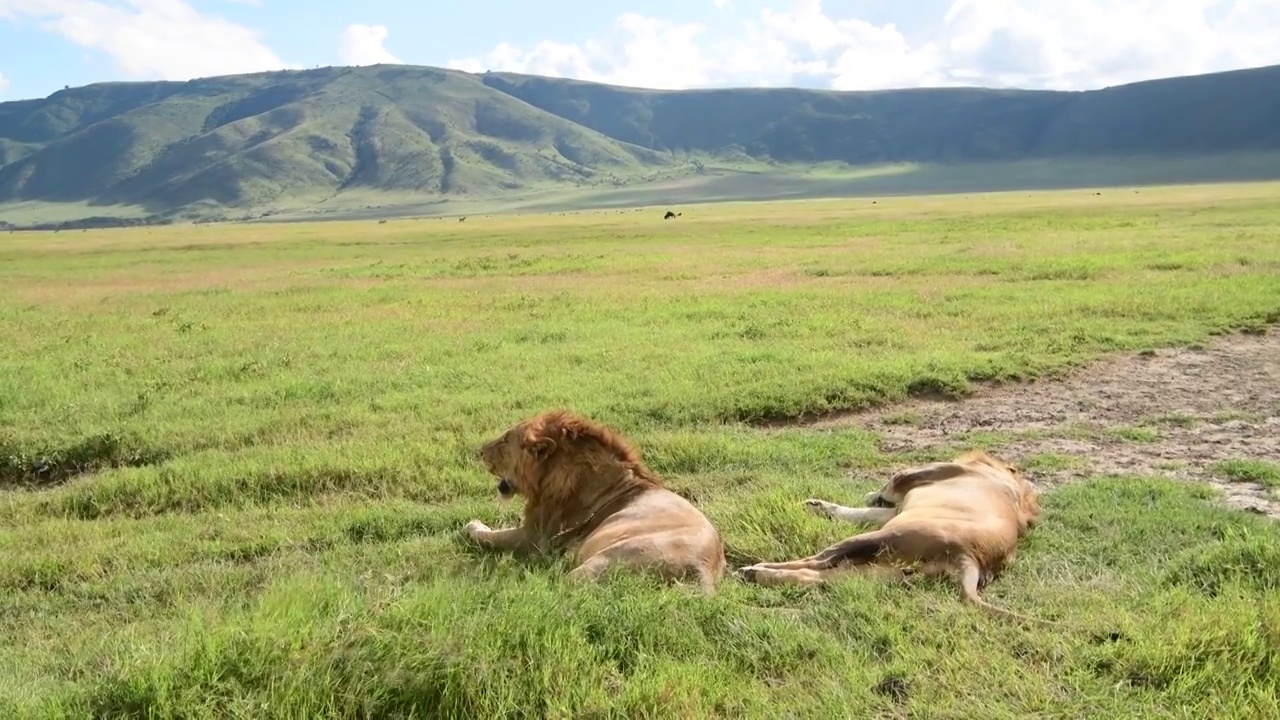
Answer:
957 557 1060 627
700 536 730 595
698 569 719 595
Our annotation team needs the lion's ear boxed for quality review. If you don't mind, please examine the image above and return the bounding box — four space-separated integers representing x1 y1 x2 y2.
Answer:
528 437 556 459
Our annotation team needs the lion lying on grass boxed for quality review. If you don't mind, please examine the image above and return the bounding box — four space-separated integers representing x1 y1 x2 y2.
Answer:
463 409 727 593
739 450 1050 623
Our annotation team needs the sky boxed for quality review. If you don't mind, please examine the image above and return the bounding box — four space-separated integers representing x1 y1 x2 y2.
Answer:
1 0 1279 101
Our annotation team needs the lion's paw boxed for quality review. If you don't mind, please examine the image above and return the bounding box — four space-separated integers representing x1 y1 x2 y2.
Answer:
803 498 835 516
736 565 762 582
462 519 490 539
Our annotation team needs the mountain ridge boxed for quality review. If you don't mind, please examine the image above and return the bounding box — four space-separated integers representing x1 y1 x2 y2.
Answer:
2 63 1279 223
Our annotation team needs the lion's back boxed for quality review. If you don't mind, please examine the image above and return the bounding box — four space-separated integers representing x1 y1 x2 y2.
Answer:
579 487 726 580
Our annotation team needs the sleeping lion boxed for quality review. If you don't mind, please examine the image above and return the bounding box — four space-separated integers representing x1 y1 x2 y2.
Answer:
463 409 727 593
739 450 1050 623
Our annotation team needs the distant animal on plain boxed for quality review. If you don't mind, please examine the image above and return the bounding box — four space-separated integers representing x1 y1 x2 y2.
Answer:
464 409 727 593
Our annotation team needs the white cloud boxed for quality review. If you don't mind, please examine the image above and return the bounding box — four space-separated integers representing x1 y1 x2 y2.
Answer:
335 23 399 66
940 0 1280 90
713 0 732 9
337 24 401 66
0 0 295 81
756 1 949 90
0 69 8 93
450 14 713 90
448 0 1280 92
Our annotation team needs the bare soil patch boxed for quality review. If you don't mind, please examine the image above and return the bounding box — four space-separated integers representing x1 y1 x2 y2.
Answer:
820 330 1280 518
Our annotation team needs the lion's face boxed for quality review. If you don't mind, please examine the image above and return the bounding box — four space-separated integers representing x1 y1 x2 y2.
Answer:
477 422 557 501
1017 476 1042 520
1002 463 1042 527
478 428 523 500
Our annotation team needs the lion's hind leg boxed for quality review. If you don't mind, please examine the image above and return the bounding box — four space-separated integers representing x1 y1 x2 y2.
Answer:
569 540 718 593
739 566 830 586
567 554 614 583
739 529 895 585
567 539 661 585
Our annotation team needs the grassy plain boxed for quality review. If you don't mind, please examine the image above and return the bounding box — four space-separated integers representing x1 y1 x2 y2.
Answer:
6 151 1280 226
2 183 1280 717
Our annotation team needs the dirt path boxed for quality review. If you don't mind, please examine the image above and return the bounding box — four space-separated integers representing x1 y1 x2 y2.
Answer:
817 329 1280 519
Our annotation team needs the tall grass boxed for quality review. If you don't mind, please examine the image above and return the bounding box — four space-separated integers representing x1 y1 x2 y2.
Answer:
2 184 1279 717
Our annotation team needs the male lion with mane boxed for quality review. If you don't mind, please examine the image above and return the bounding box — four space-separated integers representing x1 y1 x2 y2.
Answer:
739 450 1052 624
463 409 727 593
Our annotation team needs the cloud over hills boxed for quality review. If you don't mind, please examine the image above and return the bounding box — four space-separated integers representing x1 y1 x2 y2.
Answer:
0 0 1277 96
0 0 297 82
447 0 1280 91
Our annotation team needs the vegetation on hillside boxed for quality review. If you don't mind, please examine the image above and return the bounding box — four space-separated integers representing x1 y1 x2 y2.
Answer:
0 66 669 219
485 63 1280 161
2 64 1280 221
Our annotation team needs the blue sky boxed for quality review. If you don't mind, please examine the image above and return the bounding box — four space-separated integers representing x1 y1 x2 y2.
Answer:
1 0 1278 101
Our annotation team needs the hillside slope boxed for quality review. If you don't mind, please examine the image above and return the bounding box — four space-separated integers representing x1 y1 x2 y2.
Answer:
2 63 1280 221
483 63 1280 163
0 66 670 218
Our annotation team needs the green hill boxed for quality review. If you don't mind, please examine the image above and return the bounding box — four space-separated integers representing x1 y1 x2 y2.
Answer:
2 63 1280 223
483 63 1280 161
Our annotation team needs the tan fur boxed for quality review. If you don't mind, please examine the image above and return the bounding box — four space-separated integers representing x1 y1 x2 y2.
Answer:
463 409 727 593
740 450 1055 625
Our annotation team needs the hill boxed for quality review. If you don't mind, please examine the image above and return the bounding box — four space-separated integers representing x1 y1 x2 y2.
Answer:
2 63 1280 223
484 63 1280 162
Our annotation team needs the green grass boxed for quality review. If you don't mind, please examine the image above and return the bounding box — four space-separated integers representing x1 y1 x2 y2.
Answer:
1213 459 1280 490
1146 412 1200 428
8 152 1280 226
1022 453 1087 473
2 183 1280 717
0 199 154 225
1110 427 1161 443
487 152 1280 218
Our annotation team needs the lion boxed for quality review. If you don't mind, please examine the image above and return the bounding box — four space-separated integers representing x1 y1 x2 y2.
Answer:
462 408 727 593
739 450 1052 624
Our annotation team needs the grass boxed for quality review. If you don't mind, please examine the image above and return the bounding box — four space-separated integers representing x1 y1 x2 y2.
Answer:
493 153 1280 218
8 153 1280 226
1214 459 1280 490
0 199 154 225
1110 426 1161 443
2 183 1280 717
1022 453 1087 473
1146 412 1200 428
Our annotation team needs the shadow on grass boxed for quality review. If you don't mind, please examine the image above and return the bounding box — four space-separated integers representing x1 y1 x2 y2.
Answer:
1 433 169 489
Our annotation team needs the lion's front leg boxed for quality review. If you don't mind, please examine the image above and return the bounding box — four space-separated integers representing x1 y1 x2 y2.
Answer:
805 499 897 527
463 520 530 551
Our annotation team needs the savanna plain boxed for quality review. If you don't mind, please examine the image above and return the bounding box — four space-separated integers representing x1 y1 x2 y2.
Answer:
3 183 1280 718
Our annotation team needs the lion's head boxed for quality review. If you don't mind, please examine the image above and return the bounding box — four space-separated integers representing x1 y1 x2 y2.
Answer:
957 449 1042 531
477 424 545 501
477 409 662 537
